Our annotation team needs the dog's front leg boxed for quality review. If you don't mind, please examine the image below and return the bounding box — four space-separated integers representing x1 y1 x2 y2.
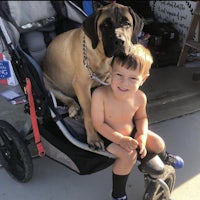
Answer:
50 88 80 117
43 74 80 117
73 81 104 151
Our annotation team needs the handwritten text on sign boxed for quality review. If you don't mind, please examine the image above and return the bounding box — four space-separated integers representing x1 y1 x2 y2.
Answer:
150 1 197 42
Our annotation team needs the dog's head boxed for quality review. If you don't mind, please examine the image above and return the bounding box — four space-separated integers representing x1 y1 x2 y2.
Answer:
82 3 144 57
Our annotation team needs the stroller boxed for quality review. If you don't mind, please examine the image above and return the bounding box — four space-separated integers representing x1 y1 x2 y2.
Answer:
0 1 176 199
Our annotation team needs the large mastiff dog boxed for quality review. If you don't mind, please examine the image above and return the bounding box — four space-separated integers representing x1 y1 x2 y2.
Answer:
42 3 143 150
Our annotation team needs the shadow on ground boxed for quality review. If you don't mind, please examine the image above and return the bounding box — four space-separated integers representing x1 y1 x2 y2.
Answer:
142 65 200 124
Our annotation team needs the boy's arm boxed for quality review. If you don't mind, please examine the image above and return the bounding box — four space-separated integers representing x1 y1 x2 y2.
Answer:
134 92 148 158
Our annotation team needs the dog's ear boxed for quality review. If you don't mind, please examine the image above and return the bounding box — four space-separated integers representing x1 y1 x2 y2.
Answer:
128 7 144 44
82 11 101 49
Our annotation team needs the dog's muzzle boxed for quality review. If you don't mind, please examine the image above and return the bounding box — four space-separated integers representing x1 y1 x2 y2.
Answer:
103 36 127 57
114 37 125 48
102 28 131 57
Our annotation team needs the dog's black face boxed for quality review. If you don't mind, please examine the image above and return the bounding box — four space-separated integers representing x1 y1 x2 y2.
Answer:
99 15 133 57
83 3 144 57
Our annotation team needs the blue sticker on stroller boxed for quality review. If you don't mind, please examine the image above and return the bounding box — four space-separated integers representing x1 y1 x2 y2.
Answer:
0 60 11 79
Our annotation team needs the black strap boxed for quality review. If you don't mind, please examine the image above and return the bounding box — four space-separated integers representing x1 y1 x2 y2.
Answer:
50 0 67 18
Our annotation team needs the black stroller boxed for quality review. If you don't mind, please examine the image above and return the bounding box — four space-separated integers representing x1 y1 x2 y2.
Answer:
0 1 176 199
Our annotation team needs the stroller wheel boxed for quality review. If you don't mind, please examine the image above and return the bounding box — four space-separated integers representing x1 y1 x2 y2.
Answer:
143 165 176 200
0 120 33 182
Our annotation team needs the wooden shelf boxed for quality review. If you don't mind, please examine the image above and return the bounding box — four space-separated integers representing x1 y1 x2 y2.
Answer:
177 2 200 67
186 40 200 50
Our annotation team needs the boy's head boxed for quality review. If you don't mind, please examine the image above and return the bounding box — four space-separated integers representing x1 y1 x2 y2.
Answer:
111 44 153 77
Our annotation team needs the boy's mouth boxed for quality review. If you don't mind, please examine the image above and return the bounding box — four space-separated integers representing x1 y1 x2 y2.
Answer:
118 87 128 92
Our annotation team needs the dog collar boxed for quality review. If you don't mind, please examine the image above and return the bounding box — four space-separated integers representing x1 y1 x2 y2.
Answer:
82 34 109 86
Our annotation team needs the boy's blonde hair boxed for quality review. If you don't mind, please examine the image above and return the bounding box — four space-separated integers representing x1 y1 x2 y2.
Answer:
111 44 153 76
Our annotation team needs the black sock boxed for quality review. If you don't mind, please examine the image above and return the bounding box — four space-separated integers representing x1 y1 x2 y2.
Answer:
112 173 129 198
158 146 167 161
139 151 157 164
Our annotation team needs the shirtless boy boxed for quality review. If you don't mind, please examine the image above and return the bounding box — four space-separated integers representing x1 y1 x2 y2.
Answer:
91 44 184 200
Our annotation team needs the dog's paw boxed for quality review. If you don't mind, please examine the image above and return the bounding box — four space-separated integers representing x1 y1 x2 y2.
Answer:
88 136 105 151
68 101 80 118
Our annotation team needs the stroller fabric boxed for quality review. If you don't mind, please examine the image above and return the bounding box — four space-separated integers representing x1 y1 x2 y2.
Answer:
0 1 115 175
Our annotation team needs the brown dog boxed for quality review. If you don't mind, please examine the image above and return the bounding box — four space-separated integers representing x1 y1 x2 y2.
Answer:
42 3 143 150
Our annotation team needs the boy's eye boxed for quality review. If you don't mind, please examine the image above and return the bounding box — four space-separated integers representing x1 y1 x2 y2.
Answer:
116 73 122 77
130 77 139 82
131 77 136 80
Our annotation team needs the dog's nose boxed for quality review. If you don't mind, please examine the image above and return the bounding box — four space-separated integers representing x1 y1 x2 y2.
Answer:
114 38 124 47
115 28 126 47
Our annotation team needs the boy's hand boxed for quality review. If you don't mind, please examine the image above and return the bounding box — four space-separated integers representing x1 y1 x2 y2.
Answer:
138 143 147 159
119 136 138 152
135 134 147 159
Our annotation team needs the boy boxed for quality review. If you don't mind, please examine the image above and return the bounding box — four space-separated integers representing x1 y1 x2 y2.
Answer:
91 44 184 200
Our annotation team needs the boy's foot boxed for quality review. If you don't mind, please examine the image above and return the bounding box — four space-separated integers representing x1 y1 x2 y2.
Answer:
165 153 184 169
112 195 128 200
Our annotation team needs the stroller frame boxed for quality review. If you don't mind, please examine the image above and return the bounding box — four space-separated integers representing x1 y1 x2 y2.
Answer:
0 1 176 199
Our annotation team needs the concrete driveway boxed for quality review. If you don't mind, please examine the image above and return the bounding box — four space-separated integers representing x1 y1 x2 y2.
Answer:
0 110 200 200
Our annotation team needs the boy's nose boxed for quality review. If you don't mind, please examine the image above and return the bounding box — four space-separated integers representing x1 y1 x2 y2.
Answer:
121 78 129 87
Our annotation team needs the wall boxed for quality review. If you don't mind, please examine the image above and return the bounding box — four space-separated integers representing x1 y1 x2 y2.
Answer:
150 1 197 43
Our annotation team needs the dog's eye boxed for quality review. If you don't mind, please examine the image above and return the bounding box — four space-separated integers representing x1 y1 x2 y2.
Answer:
123 21 131 27
100 18 113 29
120 17 131 28
102 22 109 28
101 19 112 29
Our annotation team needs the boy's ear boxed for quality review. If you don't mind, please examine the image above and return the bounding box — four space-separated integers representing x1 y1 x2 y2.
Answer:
140 74 149 86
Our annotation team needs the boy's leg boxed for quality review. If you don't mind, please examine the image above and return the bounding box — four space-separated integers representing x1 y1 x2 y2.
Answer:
112 173 129 199
146 130 165 151
107 143 137 199
146 130 184 169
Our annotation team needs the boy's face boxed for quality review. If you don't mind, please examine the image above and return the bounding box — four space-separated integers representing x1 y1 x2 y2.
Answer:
110 63 148 99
